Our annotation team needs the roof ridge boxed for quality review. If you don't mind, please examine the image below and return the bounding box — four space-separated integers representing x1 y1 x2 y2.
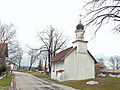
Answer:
51 46 74 62
56 46 73 54
60 46 73 52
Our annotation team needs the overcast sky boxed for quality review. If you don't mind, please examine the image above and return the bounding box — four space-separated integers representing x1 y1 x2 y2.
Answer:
1 0 120 66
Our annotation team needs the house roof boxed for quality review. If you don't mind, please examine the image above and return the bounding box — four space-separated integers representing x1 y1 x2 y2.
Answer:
51 46 97 63
72 40 88 43
87 50 97 63
95 64 105 68
6 60 18 66
99 69 120 74
51 47 75 62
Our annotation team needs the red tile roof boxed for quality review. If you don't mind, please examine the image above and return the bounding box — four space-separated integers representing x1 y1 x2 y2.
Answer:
72 40 88 43
6 60 18 66
95 64 105 68
51 46 97 63
51 47 75 62
99 69 120 73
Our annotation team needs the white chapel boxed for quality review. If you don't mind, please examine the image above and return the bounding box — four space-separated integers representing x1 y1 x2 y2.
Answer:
50 21 97 82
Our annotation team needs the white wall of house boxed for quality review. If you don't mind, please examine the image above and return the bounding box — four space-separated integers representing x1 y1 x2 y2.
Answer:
51 48 95 81
75 41 87 54
9 64 18 70
10 64 14 70
51 61 64 81
10 64 18 70
76 53 88 80
64 49 95 81
64 49 77 81
6 61 18 70
86 53 95 79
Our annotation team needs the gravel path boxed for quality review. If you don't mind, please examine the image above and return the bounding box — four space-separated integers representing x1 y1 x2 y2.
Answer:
13 72 77 90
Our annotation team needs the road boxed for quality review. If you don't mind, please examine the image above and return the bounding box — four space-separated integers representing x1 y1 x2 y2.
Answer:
14 72 77 90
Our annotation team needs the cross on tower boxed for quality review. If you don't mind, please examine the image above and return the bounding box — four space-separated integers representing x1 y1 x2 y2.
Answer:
79 14 82 22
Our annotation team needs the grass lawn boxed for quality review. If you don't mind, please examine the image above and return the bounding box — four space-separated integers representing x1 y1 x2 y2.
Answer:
28 72 120 90
28 72 58 83
28 72 50 78
59 77 120 90
0 74 12 90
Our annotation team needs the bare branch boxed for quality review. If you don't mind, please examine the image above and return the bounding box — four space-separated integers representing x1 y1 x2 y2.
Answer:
83 0 120 34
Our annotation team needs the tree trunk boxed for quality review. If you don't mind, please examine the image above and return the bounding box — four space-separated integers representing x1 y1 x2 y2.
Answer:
29 63 32 71
48 51 51 75
45 60 47 73
53 51 56 57
18 60 21 70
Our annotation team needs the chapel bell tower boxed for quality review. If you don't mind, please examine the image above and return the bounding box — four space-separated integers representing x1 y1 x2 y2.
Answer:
73 21 88 54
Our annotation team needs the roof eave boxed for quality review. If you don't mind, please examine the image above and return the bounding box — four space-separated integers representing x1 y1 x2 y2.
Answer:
87 50 97 64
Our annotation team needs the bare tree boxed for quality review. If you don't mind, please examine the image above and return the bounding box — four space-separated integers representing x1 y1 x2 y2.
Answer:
39 52 48 73
83 0 120 33
28 49 39 70
37 59 43 71
98 58 105 65
0 22 16 65
109 56 120 70
37 26 67 74
0 43 8 65
9 41 23 69
17 50 23 69
44 57 47 73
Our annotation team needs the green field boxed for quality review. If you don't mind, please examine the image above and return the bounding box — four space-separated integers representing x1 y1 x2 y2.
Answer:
59 77 120 90
0 74 12 90
28 72 50 78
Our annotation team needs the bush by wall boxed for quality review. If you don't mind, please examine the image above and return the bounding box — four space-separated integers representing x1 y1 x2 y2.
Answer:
0 65 7 75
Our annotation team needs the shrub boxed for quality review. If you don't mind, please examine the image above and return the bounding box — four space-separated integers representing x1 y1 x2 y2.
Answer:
0 65 7 74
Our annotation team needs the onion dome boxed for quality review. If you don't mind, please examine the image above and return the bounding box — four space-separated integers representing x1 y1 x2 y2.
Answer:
76 22 84 30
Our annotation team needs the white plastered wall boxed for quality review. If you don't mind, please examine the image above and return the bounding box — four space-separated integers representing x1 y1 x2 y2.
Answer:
64 48 95 81
64 49 77 81
51 49 95 81
86 53 95 79
51 61 64 81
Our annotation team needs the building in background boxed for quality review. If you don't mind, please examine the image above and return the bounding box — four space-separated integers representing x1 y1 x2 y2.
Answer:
95 63 105 77
6 60 18 70
99 69 120 77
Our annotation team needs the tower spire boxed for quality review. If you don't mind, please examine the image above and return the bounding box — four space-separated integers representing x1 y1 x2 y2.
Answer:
76 14 84 30
79 14 82 23
75 15 84 40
